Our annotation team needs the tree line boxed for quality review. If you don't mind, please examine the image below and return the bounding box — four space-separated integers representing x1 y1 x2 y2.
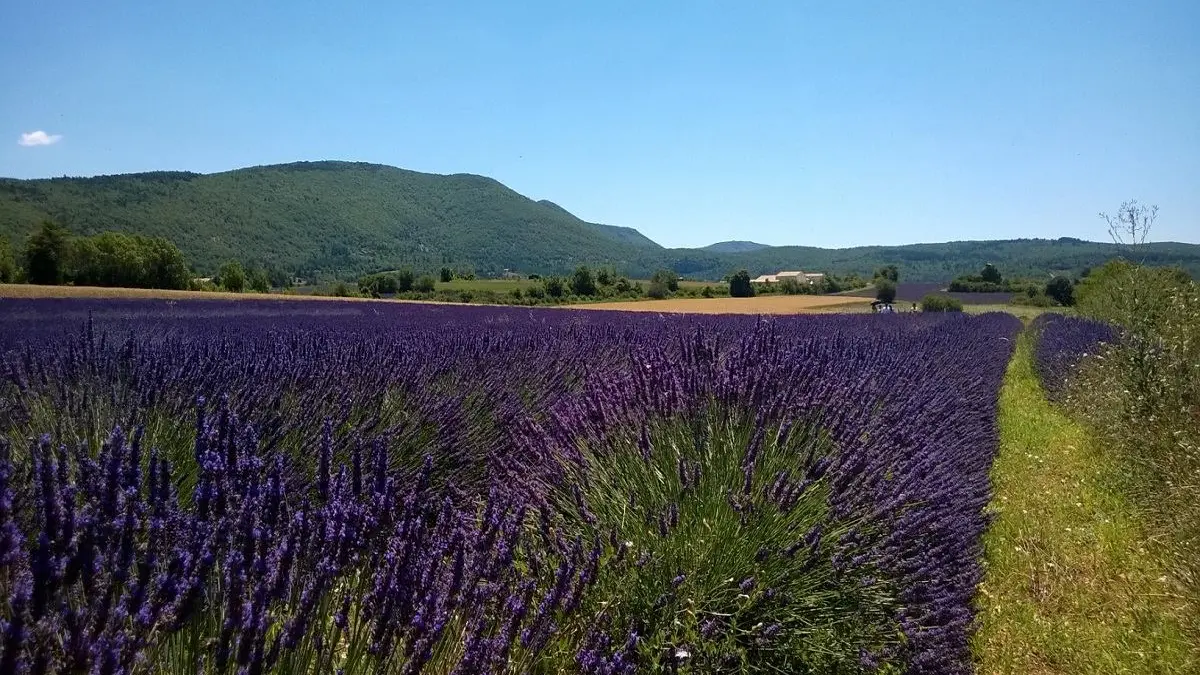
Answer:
1 221 191 289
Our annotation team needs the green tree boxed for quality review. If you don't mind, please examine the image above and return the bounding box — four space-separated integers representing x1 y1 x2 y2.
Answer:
414 275 436 292
71 233 190 289
596 267 614 286
0 236 17 282
647 280 669 299
874 265 899 282
248 268 271 293
267 266 293 289
651 269 680 292
396 269 415 292
920 293 963 312
980 263 1002 284
218 261 247 292
729 270 754 297
143 236 191 289
1045 276 1074 306
570 265 597 296
778 277 805 295
544 276 565 298
440 267 453 283
25 221 72 285
875 279 897 303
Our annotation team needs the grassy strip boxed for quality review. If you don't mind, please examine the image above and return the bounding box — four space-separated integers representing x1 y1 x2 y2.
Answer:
972 332 1196 673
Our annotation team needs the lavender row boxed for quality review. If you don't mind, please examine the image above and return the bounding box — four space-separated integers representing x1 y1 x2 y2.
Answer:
0 298 1021 673
1030 313 1117 400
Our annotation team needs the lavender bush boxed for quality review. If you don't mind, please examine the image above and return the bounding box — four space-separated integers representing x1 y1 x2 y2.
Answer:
1030 313 1117 400
0 298 1020 674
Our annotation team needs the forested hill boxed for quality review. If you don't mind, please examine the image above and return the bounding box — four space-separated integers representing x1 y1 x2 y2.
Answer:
2 161 1198 281
667 238 1200 282
701 241 771 253
0 161 664 280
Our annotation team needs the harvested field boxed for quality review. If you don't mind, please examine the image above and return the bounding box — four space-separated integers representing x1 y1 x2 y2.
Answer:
0 283 376 302
567 294 872 314
1 284 872 315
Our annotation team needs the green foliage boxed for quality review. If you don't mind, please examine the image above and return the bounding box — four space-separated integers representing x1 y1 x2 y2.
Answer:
69 232 191 289
570 265 598 296
595 266 615 286
24 220 72 285
1068 265 1200 642
646 280 669 299
1010 291 1055 307
874 265 899 282
1044 276 1074 306
0 163 661 280
246 268 271 293
777 277 807 295
651 269 680 292
357 270 416 295
701 285 714 298
729 270 754 297
544 411 900 671
974 335 1197 672
544 276 565 298
0 236 20 282
947 279 1007 292
919 294 963 312
980 263 1002 284
358 272 396 295
6 164 1198 282
439 267 453 283
218 261 246 292
413 275 436 293
331 281 353 297
396 269 415 292
874 280 897 303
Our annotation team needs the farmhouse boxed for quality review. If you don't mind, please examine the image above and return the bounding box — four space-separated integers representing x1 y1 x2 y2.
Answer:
752 270 826 285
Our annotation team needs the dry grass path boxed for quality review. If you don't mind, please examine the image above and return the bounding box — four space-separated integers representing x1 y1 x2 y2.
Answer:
973 331 1196 673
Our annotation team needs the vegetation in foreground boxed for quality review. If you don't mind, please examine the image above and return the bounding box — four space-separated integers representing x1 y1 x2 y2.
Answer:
1068 259 1200 643
973 332 1196 673
1 299 1019 673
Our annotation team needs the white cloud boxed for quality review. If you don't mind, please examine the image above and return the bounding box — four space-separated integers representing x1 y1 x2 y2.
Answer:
18 130 63 147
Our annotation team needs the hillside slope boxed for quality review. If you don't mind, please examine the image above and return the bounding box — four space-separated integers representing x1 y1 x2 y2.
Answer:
668 238 1200 281
2 162 1198 281
0 161 663 279
701 240 770 253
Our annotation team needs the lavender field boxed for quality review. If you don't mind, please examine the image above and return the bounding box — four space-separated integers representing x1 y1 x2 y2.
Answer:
0 298 1021 674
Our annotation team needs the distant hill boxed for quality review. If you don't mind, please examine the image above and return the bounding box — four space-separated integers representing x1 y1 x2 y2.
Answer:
2 161 1198 282
667 239 1200 281
537 201 661 249
701 240 771 253
0 162 664 280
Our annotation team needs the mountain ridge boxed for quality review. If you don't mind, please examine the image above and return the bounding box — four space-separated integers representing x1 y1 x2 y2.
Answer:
2 161 1198 282
701 240 771 253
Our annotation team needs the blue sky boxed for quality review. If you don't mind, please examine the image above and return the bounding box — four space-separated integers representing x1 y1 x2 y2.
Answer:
2 1 1197 248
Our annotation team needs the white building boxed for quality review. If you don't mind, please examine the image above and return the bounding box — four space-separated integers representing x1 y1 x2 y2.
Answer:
752 270 823 285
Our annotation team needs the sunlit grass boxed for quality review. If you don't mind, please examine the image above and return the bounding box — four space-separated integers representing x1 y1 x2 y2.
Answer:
973 333 1197 673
